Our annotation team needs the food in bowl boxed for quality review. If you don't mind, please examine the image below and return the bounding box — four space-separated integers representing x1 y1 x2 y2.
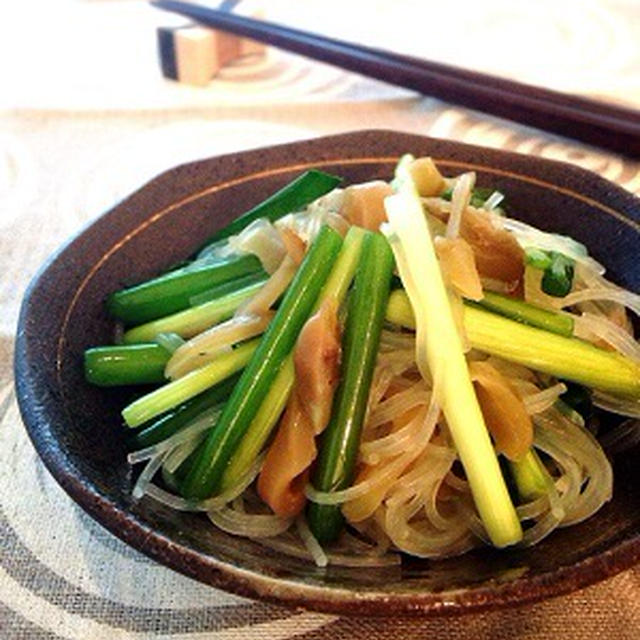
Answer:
84 155 640 568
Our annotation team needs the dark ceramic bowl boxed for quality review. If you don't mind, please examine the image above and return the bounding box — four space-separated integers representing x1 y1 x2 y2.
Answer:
14 130 640 617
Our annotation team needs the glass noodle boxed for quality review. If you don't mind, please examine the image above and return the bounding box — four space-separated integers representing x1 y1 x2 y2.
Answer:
85 158 640 567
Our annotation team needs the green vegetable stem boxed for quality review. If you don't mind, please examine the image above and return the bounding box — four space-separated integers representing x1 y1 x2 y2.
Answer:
187 271 267 306
524 248 575 297
307 231 395 544
386 289 640 398
201 169 342 248
107 169 340 326
107 254 264 325
473 290 574 337
219 226 367 491
84 344 170 387
132 373 241 448
121 278 266 344
181 225 344 500
509 449 555 503
542 252 575 297
121 338 259 428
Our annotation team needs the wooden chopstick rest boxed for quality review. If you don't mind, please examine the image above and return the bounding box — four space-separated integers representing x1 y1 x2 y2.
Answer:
157 5 265 86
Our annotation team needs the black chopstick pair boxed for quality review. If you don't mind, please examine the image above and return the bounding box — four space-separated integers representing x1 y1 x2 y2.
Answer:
152 0 640 157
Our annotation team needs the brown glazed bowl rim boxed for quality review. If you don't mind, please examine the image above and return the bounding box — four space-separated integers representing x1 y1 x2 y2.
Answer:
14 130 640 617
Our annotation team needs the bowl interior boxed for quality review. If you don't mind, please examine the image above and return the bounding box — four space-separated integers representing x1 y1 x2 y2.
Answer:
15 131 640 616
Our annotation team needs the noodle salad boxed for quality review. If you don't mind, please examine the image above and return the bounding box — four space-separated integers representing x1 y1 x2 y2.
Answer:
85 156 640 567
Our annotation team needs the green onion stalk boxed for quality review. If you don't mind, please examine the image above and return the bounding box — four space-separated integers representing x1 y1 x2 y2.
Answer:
181 225 344 500
383 157 522 548
219 225 368 492
307 231 395 543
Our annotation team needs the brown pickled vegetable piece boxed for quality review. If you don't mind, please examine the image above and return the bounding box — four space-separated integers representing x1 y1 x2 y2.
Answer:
460 208 524 285
278 226 307 265
409 157 446 196
469 361 533 461
341 180 393 231
257 297 342 517
293 296 342 434
256 394 315 517
435 236 483 301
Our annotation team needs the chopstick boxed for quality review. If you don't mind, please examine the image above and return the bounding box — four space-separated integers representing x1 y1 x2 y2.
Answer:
152 0 640 157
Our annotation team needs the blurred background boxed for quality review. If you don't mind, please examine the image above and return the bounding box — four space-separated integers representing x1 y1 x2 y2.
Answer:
2 1 640 638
